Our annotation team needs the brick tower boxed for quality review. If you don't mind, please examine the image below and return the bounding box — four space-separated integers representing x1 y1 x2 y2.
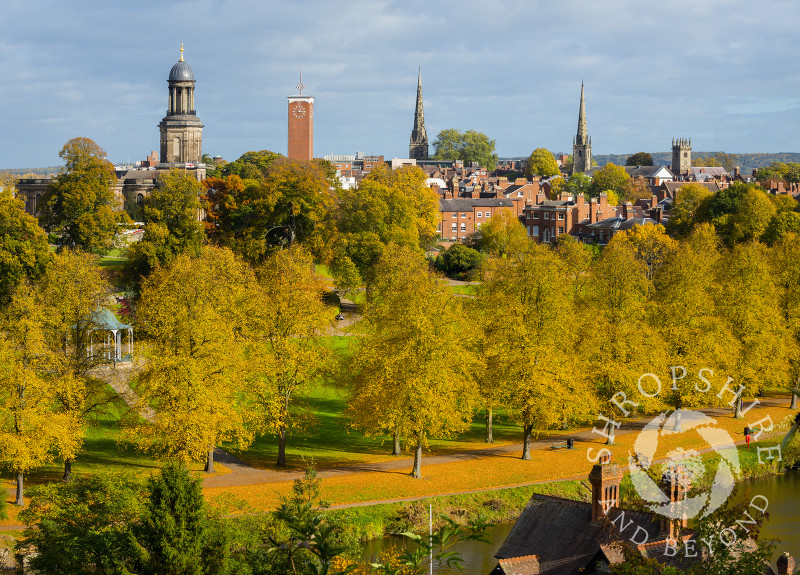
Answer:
660 464 690 539
588 456 623 521
159 44 204 164
671 138 691 176
572 81 592 175
409 67 429 160
288 70 314 161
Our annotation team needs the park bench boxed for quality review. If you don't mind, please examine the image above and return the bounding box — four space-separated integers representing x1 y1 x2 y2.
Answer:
550 438 574 450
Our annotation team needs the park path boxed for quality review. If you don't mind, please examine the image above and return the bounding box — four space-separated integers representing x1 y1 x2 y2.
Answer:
202 397 791 489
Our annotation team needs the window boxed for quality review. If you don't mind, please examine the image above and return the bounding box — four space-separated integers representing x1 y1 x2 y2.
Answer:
544 213 550 220
460 223 466 231
517 191 523 197
558 226 565 234
532 225 539 237
451 223 457 232
477 222 482 229
137 193 144 206
557 213 564 220
35 194 41 212
532 212 539 219
437 223 441 231
460 212 467 218
476 211 482 218
452 212 456 218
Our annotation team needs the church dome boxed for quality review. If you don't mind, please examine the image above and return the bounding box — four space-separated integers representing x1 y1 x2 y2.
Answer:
169 60 195 82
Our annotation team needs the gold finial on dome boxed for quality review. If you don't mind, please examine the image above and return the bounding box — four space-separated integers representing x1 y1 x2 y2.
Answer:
179 43 184 62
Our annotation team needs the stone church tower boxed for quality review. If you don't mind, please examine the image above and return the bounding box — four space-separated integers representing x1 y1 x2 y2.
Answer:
572 82 592 174
159 45 204 164
288 71 314 162
409 68 429 160
671 138 691 176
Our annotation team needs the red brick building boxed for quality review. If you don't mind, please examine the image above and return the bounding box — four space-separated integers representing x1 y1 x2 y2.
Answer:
438 198 515 242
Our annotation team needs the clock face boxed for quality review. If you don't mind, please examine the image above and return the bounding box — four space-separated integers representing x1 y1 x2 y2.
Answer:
292 103 307 119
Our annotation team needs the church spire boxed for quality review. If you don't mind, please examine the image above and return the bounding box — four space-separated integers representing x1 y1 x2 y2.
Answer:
572 81 592 175
576 81 588 145
409 67 429 160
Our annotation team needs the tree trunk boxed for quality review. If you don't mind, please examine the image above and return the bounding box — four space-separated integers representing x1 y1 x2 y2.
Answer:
734 396 743 419
277 424 287 467
411 439 423 479
522 424 533 460
204 447 215 474
791 383 799 410
391 432 401 456
606 423 616 446
62 459 72 482
15 471 23 507
485 407 494 443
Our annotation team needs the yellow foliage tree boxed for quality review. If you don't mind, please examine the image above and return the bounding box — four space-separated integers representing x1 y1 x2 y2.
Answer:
346 245 477 478
37 250 114 480
769 233 800 408
248 246 333 467
476 209 531 256
478 245 596 459
652 224 739 411
0 287 81 505
130 246 258 471
715 241 790 415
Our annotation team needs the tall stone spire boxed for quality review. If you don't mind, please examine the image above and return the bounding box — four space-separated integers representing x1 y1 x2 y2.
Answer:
572 81 592 175
409 67 429 160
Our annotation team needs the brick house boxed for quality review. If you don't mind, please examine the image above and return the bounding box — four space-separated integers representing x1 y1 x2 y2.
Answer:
438 198 515 242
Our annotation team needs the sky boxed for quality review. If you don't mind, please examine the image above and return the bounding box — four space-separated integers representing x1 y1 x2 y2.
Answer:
3 0 800 169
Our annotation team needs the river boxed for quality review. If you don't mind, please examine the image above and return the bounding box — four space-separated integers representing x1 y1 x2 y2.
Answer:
361 471 799 574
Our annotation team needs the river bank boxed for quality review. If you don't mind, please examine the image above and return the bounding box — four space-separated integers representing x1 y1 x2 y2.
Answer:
331 436 791 545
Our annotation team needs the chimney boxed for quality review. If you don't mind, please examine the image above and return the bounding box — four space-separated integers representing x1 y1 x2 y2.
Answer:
659 465 690 539
589 456 623 522
622 202 632 220
589 197 595 223
777 553 795 575
650 195 657 208
732 166 740 179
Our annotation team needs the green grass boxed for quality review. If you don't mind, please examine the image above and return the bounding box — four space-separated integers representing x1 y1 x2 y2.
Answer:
450 284 479 296
315 264 333 280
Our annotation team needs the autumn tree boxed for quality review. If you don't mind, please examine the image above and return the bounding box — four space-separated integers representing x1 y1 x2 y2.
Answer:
248 247 332 467
666 183 713 237
0 287 81 505
38 250 115 481
477 245 595 457
582 237 666 422
202 158 333 265
126 169 205 288
762 211 800 246
0 186 52 306
614 224 676 283
473 209 530 256
652 224 738 412
588 163 629 198
346 245 476 478
625 152 653 166
130 246 258 471
217 149 281 180
39 137 119 253
431 129 499 169
330 165 437 293
769 233 800 407
524 148 560 178
715 241 789 415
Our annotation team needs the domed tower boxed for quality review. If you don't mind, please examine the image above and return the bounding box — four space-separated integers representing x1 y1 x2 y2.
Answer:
159 45 204 164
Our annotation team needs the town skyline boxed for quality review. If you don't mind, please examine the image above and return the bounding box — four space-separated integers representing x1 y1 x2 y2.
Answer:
3 0 800 169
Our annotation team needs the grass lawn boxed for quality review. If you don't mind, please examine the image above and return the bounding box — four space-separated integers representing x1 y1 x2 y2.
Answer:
0 405 215 527
450 284 479 296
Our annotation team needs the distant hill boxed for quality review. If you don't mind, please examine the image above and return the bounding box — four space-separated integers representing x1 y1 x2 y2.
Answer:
0 167 61 177
593 153 800 175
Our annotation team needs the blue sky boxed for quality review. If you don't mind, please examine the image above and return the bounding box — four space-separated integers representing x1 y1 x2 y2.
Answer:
2 0 800 169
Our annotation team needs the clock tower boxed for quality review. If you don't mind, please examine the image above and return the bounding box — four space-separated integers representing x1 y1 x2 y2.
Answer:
288 71 314 161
